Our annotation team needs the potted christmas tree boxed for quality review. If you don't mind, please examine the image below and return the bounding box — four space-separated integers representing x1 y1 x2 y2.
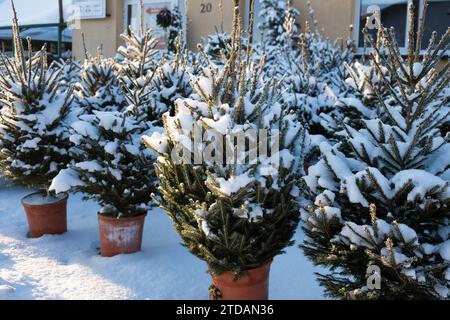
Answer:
0 6 74 238
301 1 450 299
50 23 161 257
143 3 306 300
50 111 156 257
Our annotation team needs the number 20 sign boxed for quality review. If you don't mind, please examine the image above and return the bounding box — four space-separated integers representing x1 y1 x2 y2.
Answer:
200 3 212 13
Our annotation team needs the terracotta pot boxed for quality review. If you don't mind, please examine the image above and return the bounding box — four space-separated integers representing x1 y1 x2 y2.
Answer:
21 191 68 238
98 214 146 257
210 262 271 300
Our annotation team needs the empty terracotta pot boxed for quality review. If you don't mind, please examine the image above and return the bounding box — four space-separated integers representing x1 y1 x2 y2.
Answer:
210 262 271 300
98 214 146 257
21 191 68 238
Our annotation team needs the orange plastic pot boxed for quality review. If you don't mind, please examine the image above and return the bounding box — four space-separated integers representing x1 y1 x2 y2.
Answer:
21 191 68 238
98 214 146 257
210 263 271 300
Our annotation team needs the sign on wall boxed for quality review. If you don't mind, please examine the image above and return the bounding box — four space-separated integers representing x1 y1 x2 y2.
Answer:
71 0 106 20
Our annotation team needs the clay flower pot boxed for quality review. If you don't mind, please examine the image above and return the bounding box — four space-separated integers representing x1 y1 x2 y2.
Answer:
21 191 68 238
98 214 146 257
210 262 271 300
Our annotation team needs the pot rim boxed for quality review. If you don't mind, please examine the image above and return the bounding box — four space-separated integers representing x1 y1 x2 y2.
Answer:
21 190 69 207
97 213 148 221
210 260 273 277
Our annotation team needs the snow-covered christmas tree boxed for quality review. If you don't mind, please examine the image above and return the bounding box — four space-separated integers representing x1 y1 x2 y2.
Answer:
204 32 233 63
277 2 353 137
116 25 159 121
52 57 81 92
301 1 354 92
203 1 237 64
50 111 156 218
258 0 299 48
150 45 192 117
320 29 394 137
74 47 126 114
143 4 307 283
280 32 338 137
302 2 450 299
117 21 192 123
0 7 73 188
51 20 158 216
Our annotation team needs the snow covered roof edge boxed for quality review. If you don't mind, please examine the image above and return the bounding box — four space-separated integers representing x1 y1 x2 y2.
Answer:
0 0 72 28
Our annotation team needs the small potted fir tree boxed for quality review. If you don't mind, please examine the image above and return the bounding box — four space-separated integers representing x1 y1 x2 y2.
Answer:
50 26 160 257
50 111 156 257
0 7 73 238
143 4 307 300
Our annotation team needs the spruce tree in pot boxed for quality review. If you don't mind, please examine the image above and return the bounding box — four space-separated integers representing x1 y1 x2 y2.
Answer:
143 4 307 300
51 21 161 257
50 111 156 257
0 6 73 238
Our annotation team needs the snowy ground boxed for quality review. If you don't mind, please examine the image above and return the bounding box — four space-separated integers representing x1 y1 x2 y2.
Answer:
0 185 325 300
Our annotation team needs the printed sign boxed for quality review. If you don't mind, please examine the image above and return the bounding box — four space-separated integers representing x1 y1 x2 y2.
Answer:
71 0 106 20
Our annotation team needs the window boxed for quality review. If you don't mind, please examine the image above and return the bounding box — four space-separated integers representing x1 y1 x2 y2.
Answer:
355 0 450 53
420 0 450 49
356 0 411 48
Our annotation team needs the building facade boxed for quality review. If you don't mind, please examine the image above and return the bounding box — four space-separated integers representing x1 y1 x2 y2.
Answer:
72 0 450 60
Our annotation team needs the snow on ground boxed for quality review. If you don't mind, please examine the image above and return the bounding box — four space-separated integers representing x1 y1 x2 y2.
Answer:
0 186 325 300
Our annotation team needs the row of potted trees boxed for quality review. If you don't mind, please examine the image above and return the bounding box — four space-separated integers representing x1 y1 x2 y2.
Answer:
1 0 448 300
0 3 157 254
0 2 302 300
